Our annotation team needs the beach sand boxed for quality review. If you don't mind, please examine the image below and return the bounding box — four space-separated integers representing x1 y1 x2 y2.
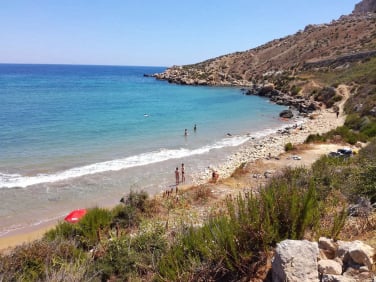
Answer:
0 85 351 253
0 221 56 253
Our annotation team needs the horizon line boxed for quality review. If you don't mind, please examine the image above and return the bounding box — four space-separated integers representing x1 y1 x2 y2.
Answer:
0 62 168 68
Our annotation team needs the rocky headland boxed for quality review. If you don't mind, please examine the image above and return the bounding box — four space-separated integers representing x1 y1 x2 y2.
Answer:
154 10 375 88
153 3 376 115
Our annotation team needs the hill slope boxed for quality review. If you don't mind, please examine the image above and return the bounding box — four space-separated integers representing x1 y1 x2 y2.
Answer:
155 3 376 88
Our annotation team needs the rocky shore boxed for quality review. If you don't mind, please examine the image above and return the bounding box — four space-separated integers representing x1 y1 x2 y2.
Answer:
190 93 347 185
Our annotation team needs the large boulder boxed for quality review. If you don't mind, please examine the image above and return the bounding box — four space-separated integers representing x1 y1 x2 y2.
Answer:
272 239 319 282
279 110 294 119
348 241 375 269
258 83 275 96
272 238 375 282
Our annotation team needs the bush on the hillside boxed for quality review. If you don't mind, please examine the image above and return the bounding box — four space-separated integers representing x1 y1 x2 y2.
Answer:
44 221 80 242
314 87 337 108
44 207 112 249
77 207 113 249
290 85 301 96
358 164 376 203
122 190 149 212
284 142 294 151
325 126 368 144
361 122 376 137
112 190 152 229
305 133 327 143
156 216 243 282
312 155 355 199
355 139 376 202
345 113 364 130
93 224 167 281
0 239 85 282
156 167 334 281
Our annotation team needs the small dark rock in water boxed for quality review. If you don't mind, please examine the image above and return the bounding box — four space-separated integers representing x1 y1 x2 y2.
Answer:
279 110 294 118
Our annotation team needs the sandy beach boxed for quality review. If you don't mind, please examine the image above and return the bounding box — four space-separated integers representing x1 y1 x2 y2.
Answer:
0 85 350 253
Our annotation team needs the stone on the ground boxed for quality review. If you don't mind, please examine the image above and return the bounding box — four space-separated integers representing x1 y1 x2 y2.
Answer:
272 239 319 282
348 240 374 269
318 259 343 275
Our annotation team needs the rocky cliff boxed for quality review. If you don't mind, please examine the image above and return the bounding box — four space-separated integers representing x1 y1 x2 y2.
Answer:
154 0 376 88
353 0 376 15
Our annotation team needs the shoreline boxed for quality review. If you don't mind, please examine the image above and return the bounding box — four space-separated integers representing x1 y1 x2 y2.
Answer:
192 106 347 185
0 88 348 253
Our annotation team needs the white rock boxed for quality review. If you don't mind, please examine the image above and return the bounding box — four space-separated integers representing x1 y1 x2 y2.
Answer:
318 259 343 275
272 239 319 282
348 240 374 269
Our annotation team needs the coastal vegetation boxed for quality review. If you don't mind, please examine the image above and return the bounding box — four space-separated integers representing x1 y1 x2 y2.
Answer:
1 139 375 280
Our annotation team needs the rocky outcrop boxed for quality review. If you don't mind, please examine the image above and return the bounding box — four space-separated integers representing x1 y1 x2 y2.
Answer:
353 0 376 15
279 110 294 119
272 238 376 282
245 84 322 113
153 65 253 87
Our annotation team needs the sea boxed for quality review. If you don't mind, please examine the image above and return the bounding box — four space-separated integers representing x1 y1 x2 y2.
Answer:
0 64 291 237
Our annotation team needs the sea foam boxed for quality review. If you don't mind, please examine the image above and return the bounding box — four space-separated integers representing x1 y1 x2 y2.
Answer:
0 134 251 189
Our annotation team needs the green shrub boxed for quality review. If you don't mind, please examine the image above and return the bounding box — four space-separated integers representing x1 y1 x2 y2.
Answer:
156 167 330 281
290 85 301 96
314 87 337 108
325 126 368 144
156 216 242 281
93 223 167 281
112 190 151 229
0 239 85 281
44 221 79 241
123 190 149 212
45 207 113 249
305 133 327 143
76 207 113 249
112 204 141 229
284 142 294 151
345 113 363 130
361 122 376 138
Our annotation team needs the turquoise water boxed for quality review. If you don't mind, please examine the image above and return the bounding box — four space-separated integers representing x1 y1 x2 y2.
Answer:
0 64 288 235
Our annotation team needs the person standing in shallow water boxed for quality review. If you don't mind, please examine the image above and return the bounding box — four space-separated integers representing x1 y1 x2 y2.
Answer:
181 163 185 183
194 124 197 132
175 167 179 186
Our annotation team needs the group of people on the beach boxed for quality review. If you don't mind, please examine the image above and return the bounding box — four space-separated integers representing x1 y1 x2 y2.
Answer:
162 163 185 199
175 163 185 185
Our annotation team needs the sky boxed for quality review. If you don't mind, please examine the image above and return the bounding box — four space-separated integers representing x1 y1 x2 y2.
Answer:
0 0 360 67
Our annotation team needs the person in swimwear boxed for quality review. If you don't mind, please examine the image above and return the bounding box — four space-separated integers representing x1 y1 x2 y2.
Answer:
175 167 179 185
181 163 185 183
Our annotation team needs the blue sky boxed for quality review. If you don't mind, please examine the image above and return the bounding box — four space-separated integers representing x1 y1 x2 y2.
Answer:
0 0 359 67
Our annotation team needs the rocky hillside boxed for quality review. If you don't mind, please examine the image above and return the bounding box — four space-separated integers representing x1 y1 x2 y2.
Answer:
155 0 376 87
353 0 376 14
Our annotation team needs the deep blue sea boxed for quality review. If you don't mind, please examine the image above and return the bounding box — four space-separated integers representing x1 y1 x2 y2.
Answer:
0 64 289 236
